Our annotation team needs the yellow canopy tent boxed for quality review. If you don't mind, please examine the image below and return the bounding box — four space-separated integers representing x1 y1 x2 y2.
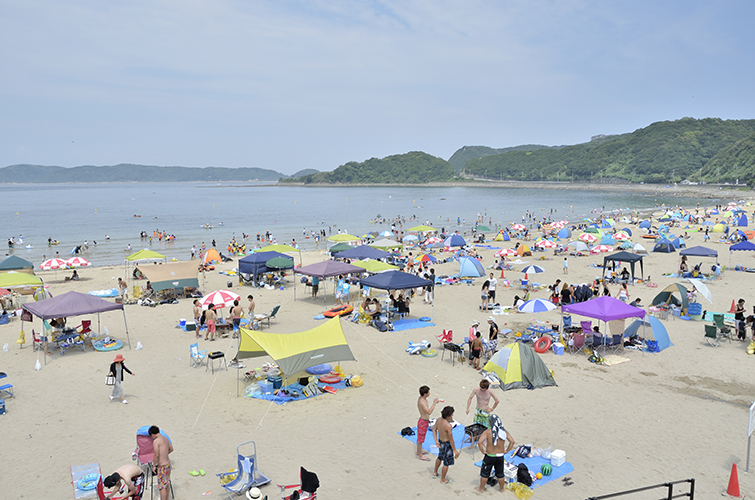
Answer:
351 260 399 273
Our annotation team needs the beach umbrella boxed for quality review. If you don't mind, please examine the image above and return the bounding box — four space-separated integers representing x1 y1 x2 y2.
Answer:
417 253 437 263
443 234 466 247
265 257 294 269
536 240 557 248
518 298 557 313
402 234 419 242
40 258 68 270
65 257 91 268
521 265 545 274
496 248 518 257
579 233 598 243
687 278 713 304
511 224 526 231
200 289 240 309
407 225 437 232
327 233 361 242
424 236 442 245
614 232 630 241
591 245 614 253
379 230 393 237
329 242 352 254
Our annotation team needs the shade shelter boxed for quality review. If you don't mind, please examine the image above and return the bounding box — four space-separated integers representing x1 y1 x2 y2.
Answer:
351 260 399 273
602 251 644 281
680 246 718 258
369 238 403 250
561 295 646 340
0 255 34 274
0 271 43 288
329 242 353 255
140 260 199 292
361 270 434 318
407 225 438 233
729 240 755 266
125 249 166 262
294 260 364 303
335 245 391 260
239 251 291 283
256 244 302 264
23 291 131 365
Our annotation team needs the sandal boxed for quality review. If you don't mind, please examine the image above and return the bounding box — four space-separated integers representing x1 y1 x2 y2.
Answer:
564 480 574 486
189 471 200 477
417 455 431 461
432 473 439 479
441 478 453 484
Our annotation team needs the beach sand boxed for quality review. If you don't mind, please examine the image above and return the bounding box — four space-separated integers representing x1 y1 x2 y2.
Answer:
3 203 755 499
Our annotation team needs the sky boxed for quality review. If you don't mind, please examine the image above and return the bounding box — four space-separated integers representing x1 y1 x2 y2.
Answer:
1 1 754 175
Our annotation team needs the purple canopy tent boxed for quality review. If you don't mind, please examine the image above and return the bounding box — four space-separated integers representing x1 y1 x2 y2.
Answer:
23 291 132 365
561 296 645 341
294 260 365 303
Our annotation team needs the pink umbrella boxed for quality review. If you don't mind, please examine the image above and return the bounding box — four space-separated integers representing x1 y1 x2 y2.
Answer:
578 233 597 243
40 258 68 270
199 289 240 309
65 257 91 268
496 248 518 257
536 240 557 248
591 245 614 253
511 224 526 231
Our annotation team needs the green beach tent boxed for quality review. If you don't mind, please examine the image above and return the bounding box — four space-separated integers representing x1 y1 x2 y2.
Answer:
483 342 556 391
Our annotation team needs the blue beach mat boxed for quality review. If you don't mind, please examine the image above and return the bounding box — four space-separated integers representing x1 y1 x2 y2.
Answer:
391 318 436 331
399 422 471 455
248 379 350 405
88 289 119 297
474 451 574 489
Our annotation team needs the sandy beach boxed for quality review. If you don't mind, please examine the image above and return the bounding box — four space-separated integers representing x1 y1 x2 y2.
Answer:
4 200 755 499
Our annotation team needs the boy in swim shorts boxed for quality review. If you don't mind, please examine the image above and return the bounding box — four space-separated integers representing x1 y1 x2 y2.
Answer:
476 414 516 492
103 463 145 499
432 406 460 484
416 385 439 461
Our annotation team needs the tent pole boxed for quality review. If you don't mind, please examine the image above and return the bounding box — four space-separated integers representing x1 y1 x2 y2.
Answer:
43 318 47 366
122 309 132 350
97 313 101 338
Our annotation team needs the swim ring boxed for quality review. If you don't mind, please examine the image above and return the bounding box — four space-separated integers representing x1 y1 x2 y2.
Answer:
534 336 552 354
420 349 438 357
419 316 432 322
323 305 353 317
77 473 100 490
319 373 342 384
93 339 123 352
306 363 332 375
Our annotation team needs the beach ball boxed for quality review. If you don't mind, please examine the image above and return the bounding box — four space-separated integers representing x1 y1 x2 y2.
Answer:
536 472 543 480
541 464 552 476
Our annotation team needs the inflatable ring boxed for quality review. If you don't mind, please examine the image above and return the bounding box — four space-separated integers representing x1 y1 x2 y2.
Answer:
319 373 342 384
77 473 100 490
419 316 432 322
534 336 552 354
421 349 438 357
306 363 332 375
323 305 354 317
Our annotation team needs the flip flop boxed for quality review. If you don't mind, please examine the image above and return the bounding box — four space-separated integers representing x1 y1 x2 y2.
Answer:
562 476 572 482
189 471 200 477
431 473 439 479
199 470 206 476
441 478 453 485
417 455 431 461
564 480 574 486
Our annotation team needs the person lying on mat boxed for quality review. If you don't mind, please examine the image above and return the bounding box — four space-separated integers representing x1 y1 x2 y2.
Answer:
476 414 516 493
103 463 145 500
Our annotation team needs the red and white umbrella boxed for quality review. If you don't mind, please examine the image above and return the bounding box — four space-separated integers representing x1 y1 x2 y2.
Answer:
614 232 631 241
578 233 598 243
511 224 526 231
536 240 557 248
591 244 614 253
40 258 68 270
424 236 442 245
551 221 567 229
199 289 240 309
496 248 518 257
65 257 91 268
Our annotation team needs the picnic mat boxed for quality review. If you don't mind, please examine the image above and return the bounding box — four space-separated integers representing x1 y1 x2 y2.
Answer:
399 421 471 455
88 288 119 297
71 463 101 499
474 452 574 489
391 318 436 331
248 379 350 405
601 354 631 366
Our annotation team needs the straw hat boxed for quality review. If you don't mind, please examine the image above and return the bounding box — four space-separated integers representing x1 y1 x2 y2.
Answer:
113 354 125 363
246 487 262 500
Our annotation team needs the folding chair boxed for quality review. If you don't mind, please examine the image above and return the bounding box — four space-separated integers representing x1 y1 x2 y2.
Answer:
704 325 720 347
133 426 175 500
190 343 209 368
258 305 280 329
77 320 92 336
607 334 624 354
278 467 319 500
217 441 270 500
569 333 586 355
436 329 453 347
713 314 732 343
580 321 592 334
31 329 43 351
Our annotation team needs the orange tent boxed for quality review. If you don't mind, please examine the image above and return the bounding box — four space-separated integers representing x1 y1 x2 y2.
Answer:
203 248 222 264
517 245 532 257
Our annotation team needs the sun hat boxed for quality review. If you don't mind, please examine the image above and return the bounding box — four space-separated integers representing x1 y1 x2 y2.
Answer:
113 354 125 362
471 320 480 326
246 487 262 500
487 316 495 322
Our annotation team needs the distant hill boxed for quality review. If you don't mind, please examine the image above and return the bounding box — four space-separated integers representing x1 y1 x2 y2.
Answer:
447 144 557 173
704 132 755 185
0 164 285 183
282 151 456 184
288 168 319 178
462 118 755 184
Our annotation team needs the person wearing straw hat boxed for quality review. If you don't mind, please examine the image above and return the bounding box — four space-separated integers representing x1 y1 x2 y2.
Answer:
109 354 135 404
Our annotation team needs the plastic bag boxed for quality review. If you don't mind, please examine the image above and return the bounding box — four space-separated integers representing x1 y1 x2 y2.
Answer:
35 359 41 371
506 482 534 500
245 384 259 397
136 341 143 350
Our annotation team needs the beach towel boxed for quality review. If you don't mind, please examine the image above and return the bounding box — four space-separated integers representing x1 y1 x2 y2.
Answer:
391 319 436 331
474 451 574 489
399 421 471 455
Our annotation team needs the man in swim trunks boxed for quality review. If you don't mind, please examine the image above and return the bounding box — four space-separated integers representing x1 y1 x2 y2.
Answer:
416 385 439 461
432 406 460 484
150 425 173 500
205 303 216 341
476 414 515 492
466 379 499 427
193 299 202 339
470 331 483 370
230 299 243 337
103 463 145 499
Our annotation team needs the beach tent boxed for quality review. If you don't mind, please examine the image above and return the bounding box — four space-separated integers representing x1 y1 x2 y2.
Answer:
369 238 403 250
483 342 556 391
493 231 511 242
712 223 727 233
652 283 689 313
0 255 34 274
329 242 353 254
738 214 748 227
633 243 648 254
670 237 687 249
202 248 222 264
351 260 399 273
476 225 491 232
639 220 651 229
557 228 571 239
652 238 675 253
458 256 485 278
620 228 633 236
625 317 672 351
600 235 617 245
517 245 532 256
23 291 132 362
336 245 391 260
602 251 644 280
566 241 589 252
141 260 199 292
443 234 466 247
237 317 354 378
125 249 166 262
680 246 718 258
239 251 291 282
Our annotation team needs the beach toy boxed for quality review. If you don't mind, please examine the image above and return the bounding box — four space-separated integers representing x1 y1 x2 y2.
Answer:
420 349 438 357
419 316 431 322
306 363 332 375
541 464 552 476
534 336 552 353
77 473 101 490
323 305 353 317
406 340 431 354
536 472 543 480
313 314 326 320
319 373 342 384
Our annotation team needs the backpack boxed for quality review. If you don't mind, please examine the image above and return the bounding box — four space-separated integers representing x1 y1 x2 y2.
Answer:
517 463 532 486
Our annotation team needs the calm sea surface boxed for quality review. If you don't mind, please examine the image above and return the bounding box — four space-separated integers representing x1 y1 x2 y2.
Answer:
1 182 709 266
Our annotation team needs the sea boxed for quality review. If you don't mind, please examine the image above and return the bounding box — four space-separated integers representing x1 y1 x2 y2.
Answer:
1 182 711 267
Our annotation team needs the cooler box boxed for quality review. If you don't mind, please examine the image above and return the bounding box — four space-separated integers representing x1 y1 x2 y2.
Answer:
552 343 564 355
267 375 282 390
551 449 566 467
503 462 517 483
257 381 273 393
688 303 703 321
179 319 186 327
186 323 196 331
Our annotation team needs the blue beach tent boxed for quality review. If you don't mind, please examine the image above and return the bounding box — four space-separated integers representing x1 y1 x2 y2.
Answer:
670 237 686 249
444 234 466 247
738 214 748 227
557 228 571 239
458 256 485 278
652 238 675 253
600 235 616 245
639 220 651 229
625 316 673 352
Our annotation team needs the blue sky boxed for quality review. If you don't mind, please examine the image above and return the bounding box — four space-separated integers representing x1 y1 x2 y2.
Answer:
2 1 754 175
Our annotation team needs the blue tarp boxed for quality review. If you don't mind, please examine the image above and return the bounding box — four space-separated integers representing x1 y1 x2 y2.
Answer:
458 256 485 277
360 270 432 290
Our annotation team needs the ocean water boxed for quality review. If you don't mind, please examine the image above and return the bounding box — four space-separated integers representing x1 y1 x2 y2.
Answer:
1 182 707 266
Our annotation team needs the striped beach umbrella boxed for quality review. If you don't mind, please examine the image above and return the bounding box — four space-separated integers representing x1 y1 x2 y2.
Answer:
496 248 518 257
199 289 240 309
591 245 614 253
40 258 68 270
579 233 598 243
511 224 526 231
518 298 557 313
65 257 91 268
536 240 557 248
614 231 631 241
521 265 545 274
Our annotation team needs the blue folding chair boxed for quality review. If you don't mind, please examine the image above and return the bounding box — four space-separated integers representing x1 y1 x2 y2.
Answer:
217 441 270 499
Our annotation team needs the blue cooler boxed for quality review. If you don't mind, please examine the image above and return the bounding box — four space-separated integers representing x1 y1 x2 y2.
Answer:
267 375 282 390
552 343 564 355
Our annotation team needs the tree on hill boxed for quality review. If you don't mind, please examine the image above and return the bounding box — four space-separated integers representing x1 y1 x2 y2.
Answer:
703 132 755 185
447 144 556 173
